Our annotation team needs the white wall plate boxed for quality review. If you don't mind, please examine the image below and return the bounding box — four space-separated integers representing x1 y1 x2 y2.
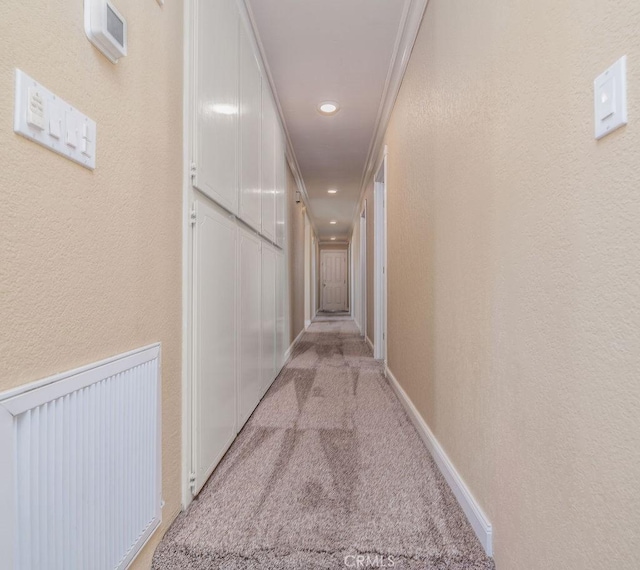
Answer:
14 69 97 170
594 56 628 140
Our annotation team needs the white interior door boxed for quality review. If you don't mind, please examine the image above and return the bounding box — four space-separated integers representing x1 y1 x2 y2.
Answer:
238 226 262 428
192 199 237 496
261 244 277 393
193 0 238 213
321 250 348 312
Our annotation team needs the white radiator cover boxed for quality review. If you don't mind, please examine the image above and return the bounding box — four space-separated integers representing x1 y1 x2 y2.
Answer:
0 344 162 570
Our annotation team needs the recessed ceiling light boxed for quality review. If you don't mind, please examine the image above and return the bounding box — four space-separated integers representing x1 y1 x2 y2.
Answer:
330 220 337 225
318 101 339 115
330 237 336 241
327 189 338 194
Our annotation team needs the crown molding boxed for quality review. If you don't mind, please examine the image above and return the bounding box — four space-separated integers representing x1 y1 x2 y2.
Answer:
351 0 429 228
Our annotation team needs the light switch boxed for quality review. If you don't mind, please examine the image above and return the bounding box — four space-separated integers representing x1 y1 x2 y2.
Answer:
27 87 46 130
49 104 61 139
595 56 628 140
81 137 91 157
65 113 78 148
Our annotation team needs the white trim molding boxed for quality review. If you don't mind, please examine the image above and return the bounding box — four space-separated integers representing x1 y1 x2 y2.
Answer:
284 327 306 363
385 365 493 556
365 335 374 353
304 319 312 329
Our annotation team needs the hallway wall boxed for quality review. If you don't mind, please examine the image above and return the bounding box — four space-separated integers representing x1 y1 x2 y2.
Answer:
382 1 640 568
287 163 305 342
0 1 184 567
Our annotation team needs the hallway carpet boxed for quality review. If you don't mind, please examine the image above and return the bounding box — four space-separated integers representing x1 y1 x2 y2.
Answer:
152 321 494 570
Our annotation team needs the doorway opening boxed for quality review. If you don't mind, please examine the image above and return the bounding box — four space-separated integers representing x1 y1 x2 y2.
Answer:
373 148 387 361
359 202 367 337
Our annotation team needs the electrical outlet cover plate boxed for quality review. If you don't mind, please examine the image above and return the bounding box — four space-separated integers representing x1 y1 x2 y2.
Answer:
594 56 628 140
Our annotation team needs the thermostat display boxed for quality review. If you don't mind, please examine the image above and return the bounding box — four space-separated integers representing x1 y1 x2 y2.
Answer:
85 0 127 64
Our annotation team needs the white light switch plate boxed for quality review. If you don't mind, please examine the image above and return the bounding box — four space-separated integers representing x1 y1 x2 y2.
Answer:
594 56 628 140
14 69 96 170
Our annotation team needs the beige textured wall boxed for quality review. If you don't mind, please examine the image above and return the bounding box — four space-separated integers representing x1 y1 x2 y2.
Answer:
287 163 305 343
0 1 183 567
384 1 640 568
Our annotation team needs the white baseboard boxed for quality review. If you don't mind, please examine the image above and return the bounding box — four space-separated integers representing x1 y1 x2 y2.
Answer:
384 365 493 557
284 327 306 364
304 319 311 329
365 335 374 352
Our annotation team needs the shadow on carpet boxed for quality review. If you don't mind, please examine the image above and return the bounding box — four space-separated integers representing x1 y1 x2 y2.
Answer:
152 321 495 570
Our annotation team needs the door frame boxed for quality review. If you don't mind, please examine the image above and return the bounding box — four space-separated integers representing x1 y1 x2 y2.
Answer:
373 147 388 361
320 249 348 312
359 201 367 337
311 235 317 319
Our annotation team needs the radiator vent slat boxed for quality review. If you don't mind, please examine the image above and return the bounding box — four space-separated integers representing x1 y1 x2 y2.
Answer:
0 344 161 570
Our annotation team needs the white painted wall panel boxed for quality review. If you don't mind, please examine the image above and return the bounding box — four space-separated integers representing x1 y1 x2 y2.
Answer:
193 199 237 495
194 0 239 213
261 244 277 393
238 22 262 232
238 227 262 428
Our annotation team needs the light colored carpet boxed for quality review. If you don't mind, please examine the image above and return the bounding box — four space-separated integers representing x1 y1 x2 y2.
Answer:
152 321 495 570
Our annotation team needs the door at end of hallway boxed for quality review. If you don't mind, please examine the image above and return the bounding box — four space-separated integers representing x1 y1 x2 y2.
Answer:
321 250 348 312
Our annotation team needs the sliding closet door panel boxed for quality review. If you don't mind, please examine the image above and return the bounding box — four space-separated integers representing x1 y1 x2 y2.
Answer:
194 0 239 213
238 22 262 232
193 199 237 495
276 251 287 371
261 244 277 393
275 128 286 248
261 91 276 242
238 227 262 427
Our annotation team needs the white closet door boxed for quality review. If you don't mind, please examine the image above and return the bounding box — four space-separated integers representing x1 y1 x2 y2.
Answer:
275 127 286 248
193 0 239 213
238 226 262 428
261 90 276 242
238 22 262 232
276 251 287 371
261 244 277 393
192 199 237 496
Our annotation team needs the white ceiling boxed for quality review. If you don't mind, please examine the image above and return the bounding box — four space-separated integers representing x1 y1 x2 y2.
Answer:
247 0 410 240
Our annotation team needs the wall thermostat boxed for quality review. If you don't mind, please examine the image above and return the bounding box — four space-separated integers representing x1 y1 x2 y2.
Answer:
84 0 127 63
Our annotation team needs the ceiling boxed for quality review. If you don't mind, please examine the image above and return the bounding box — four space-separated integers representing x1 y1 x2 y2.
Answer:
247 0 410 240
